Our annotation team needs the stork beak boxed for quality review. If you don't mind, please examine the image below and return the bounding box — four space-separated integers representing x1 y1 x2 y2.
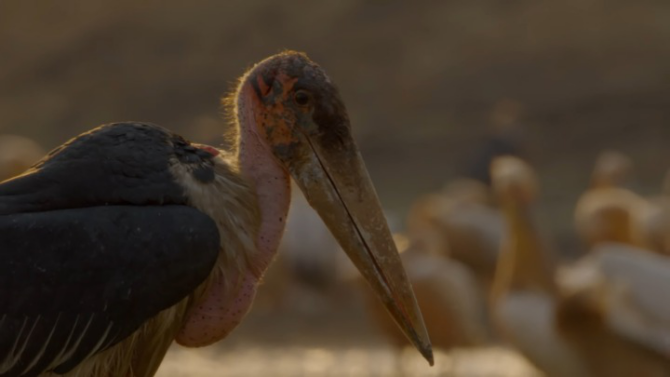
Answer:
282 130 434 365
240 53 432 363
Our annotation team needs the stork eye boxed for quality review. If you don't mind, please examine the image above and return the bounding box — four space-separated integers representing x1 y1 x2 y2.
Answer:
294 90 311 106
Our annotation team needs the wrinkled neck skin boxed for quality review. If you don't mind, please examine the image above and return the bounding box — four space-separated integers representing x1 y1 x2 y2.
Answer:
238 120 292 275
176 86 290 347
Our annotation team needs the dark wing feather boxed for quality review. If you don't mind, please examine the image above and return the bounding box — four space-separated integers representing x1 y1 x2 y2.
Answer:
0 205 220 377
0 123 189 216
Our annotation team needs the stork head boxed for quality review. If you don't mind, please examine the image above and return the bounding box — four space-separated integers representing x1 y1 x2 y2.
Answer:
235 51 433 365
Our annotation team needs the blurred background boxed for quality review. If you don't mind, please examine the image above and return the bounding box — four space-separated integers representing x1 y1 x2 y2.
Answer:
1 1 670 376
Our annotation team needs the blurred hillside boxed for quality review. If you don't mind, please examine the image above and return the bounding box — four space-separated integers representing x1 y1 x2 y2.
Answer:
1 0 669 241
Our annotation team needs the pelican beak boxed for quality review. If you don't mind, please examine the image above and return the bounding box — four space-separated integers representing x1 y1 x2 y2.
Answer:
243 53 433 364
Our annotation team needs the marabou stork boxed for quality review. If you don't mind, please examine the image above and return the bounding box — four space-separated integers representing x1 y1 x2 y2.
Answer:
0 52 432 377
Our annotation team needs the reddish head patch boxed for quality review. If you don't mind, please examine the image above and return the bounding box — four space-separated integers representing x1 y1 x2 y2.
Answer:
194 144 221 157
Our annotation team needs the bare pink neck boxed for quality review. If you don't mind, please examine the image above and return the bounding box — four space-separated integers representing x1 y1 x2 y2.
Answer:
175 100 292 347
176 108 294 344
238 122 291 279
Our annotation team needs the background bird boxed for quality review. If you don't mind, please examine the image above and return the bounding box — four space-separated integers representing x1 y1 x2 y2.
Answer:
631 169 670 256
574 150 648 250
491 155 670 377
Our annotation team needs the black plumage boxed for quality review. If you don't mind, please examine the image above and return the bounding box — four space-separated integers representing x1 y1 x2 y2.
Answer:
0 123 222 377
0 123 200 215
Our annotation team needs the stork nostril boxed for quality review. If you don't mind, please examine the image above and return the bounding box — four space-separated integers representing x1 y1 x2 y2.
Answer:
261 71 275 95
250 73 275 100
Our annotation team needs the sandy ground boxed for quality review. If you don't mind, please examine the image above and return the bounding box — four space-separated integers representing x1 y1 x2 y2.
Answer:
154 288 541 377
158 345 540 377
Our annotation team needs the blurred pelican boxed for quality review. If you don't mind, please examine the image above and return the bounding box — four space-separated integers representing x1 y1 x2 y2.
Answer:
259 182 343 313
632 169 670 256
491 156 670 377
574 150 648 249
406 179 503 290
0 134 44 181
558 242 670 358
281 183 340 291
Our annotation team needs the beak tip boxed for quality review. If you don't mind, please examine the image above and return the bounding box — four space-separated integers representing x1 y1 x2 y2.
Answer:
405 321 434 366
419 343 434 366
425 349 435 367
